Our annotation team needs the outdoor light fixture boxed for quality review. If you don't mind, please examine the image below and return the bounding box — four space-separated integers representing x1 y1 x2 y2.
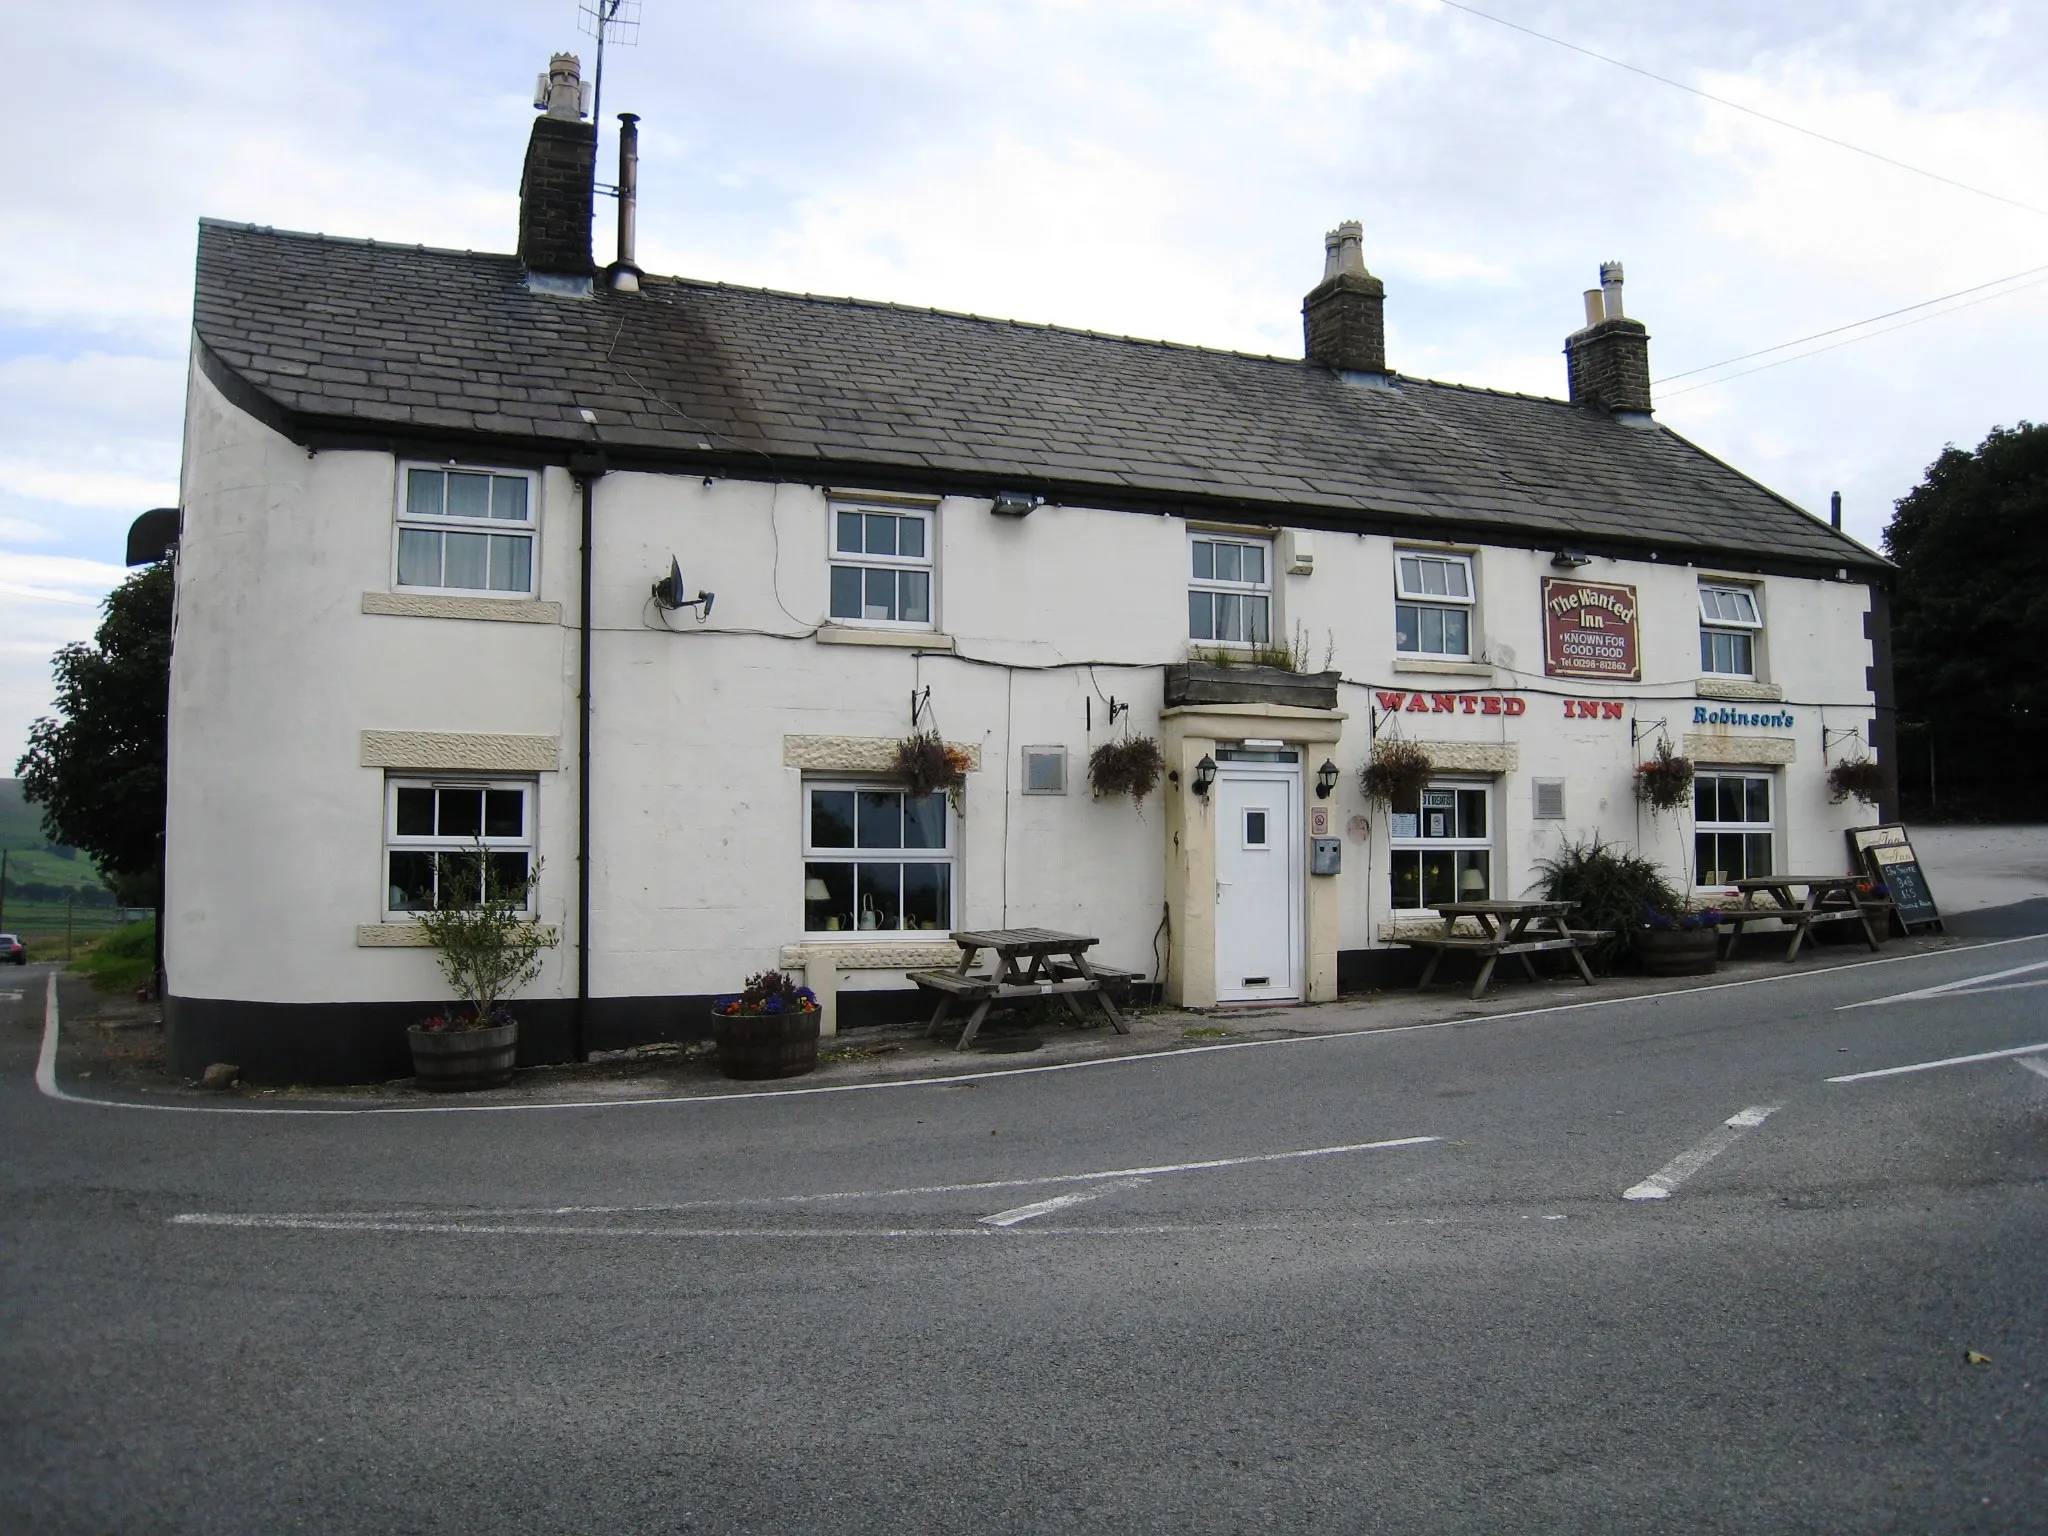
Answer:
991 490 1045 517
1550 549 1593 569
1315 759 1340 798
1192 755 1217 797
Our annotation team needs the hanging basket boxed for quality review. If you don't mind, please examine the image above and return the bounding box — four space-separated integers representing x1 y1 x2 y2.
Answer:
1826 756 1889 807
1634 740 1694 813
1088 737 1165 806
893 730 971 808
1359 740 1434 814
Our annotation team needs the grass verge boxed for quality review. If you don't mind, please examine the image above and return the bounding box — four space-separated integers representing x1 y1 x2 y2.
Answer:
73 918 156 993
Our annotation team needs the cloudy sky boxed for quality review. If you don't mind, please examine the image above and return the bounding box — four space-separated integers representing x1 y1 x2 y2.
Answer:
5 0 2045 768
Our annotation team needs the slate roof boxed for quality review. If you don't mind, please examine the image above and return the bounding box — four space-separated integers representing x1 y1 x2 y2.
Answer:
192 219 1882 573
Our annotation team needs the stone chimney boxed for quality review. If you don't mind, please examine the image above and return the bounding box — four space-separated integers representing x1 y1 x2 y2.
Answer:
1564 260 1653 417
1303 221 1387 376
519 53 597 283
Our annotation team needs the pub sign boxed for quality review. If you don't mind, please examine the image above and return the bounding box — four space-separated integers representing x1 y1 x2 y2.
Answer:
1542 578 1640 682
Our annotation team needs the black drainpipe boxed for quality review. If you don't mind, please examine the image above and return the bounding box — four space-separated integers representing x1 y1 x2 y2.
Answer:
569 455 606 1060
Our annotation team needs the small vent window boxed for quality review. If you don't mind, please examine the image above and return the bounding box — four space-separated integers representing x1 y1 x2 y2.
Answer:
1533 779 1566 820
1022 746 1067 795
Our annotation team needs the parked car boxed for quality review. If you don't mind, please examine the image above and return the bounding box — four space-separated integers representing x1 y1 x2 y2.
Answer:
0 934 24 965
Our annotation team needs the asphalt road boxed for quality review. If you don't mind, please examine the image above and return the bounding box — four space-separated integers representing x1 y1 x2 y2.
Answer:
5 939 2047 1535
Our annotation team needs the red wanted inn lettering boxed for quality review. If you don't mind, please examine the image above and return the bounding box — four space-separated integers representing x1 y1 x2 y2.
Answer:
1375 691 1527 716
1542 578 1641 682
1563 699 1626 719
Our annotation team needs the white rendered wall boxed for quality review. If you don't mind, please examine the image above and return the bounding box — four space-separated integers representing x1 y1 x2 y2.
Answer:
167 373 1879 1007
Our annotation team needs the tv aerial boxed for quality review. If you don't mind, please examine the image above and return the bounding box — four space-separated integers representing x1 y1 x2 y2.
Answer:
578 0 642 144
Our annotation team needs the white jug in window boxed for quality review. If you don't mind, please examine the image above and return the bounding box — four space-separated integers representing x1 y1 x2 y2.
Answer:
859 895 879 930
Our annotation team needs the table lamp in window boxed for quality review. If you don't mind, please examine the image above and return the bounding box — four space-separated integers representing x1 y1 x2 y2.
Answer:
1460 867 1486 897
805 877 835 929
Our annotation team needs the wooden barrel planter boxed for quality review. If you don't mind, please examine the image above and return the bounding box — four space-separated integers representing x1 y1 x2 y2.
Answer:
1637 928 1719 977
407 1021 519 1091
713 1010 821 1080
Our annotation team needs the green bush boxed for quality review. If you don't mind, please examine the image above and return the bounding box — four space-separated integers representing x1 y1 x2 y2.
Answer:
75 918 155 993
1531 839 1680 973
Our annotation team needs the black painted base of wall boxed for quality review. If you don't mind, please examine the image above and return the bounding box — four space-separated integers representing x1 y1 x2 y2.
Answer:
1338 947 1428 992
166 978 1170 1086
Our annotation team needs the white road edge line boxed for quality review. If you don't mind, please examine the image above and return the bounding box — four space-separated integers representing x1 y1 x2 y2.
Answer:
980 1177 1151 1227
35 971 59 1098
2017 1057 2048 1082
38 930 2048 1118
1828 1041 2048 1083
1622 1106 1779 1203
176 1136 1443 1226
1836 958 2048 1010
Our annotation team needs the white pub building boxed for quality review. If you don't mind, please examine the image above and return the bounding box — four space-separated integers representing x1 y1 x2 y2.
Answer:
161 57 1891 1082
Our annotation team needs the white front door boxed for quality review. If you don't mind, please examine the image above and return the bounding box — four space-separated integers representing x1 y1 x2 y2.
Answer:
1214 762 1302 1003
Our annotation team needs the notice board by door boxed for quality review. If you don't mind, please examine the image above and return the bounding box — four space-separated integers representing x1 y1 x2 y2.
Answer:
1847 824 1944 933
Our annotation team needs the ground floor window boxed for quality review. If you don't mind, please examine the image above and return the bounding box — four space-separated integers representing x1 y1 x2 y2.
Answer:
1695 771 1773 885
804 782 953 933
1390 782 1491 910
385 777 534 916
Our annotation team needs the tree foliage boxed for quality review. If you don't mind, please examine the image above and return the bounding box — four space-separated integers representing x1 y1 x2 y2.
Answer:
15 560 172 889
1885 423 2048 750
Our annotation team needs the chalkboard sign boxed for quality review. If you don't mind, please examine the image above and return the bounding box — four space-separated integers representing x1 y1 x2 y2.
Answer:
1846 824 1944 933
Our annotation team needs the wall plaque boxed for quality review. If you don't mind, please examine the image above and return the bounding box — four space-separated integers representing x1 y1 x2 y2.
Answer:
1542 578 1640 681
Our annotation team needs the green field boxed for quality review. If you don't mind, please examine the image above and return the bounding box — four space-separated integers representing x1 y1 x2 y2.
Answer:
1 778 114 910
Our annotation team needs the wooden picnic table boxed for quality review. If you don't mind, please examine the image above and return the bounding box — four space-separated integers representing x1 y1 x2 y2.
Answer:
1393 900 1609 1000
908 928 1133 1051
1716 875 1889 961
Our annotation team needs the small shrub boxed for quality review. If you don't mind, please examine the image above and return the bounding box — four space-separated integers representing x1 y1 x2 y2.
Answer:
1089 737 1165 805
1532 838 1682 972
1634 740 1694 813
893 730 972 807
1826 757 1889 807
411 844 549 1026
75 918 155 993
1359 740 1434 813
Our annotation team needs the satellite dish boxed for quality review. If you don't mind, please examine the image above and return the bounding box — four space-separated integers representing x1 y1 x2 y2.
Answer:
652 556 685 609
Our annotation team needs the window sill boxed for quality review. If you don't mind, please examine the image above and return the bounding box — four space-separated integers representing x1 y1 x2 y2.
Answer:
1392 657 1493 678
357 922 559 948
1695 678 1782 701
815 625 953 650
364 591 562 624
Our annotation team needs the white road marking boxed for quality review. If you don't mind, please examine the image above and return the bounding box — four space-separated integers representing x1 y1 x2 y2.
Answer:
1622 1106 1780 1202
1828 1041 2048 1083
35 971 59 1098
175 1136 1441 1227
980 1177 1150 1227
2015 1056 2048 1082
0 989 24 1003
36 930 2048 1118
1837 958 2048 1010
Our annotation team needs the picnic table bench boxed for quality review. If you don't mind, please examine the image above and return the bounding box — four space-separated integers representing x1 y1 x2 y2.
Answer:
1392 900 1611 1000
1716 875 1890 961
908 928 1132 1050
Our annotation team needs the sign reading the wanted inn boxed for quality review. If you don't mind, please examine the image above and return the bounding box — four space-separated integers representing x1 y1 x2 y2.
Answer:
1542 578 1640 681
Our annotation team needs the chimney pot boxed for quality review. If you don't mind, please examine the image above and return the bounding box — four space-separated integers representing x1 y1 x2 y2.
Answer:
518 54 598 283
608 112 643 292
1303 220 1387 376
1830 490 1842 530
1565 261 1652 416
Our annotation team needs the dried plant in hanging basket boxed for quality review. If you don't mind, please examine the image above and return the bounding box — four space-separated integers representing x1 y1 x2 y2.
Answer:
1088 736 1166 805
893 730 972 807
1634 740 1695 812
1826 756 1889 807
1358 739 1434 813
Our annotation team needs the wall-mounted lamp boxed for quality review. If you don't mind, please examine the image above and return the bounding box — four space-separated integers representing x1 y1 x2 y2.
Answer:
1315 759 1340 798
1550 549 1593 569
652 555 715 621
991 490 1045 517
1191 754 1217 797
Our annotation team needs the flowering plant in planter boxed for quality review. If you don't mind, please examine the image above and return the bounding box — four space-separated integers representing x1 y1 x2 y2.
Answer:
1642 904 1722 932
415 1007 517 1032
893 730 973 809
1358 740 1434 813
1826 756 1890 807
714 969 820 1017
1088 736 1166 806
1634 740 1695 813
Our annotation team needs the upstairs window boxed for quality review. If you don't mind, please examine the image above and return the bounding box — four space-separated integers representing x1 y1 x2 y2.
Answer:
1189 535 1272 646
1395 552 1475 659
1699 584 1762 677
396 466 536 596
830 505 933 627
